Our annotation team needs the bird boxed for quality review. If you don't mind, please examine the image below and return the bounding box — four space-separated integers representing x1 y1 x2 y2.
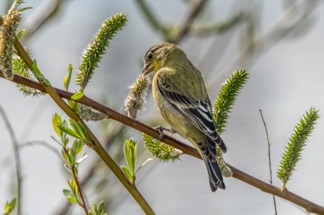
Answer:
142 42 227 192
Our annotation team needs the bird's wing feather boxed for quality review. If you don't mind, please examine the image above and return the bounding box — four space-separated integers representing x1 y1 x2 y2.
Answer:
157 76 226 154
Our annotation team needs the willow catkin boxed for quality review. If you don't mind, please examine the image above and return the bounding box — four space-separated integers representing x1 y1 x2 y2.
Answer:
0 10 21 80
124 75 149 119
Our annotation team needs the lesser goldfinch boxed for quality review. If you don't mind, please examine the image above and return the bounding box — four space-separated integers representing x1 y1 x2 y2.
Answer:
142 42 227 192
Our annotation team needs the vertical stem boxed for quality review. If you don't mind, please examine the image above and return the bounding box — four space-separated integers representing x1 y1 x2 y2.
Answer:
0 105 22 215
71 165 89 215
62 147 89 215
259 109 278 215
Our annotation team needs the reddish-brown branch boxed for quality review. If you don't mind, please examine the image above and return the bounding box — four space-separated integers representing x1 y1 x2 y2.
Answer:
2 73 324 214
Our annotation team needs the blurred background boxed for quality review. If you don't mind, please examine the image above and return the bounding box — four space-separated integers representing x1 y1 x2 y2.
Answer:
1 0 324 214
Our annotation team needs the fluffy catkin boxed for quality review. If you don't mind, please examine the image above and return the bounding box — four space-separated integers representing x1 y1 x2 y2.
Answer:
0 10 21 80
125 75 149 119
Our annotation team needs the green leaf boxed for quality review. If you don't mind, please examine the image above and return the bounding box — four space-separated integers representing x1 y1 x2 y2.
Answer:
69 119 88 140
70 91 84 101
16 29 25 40
66 180 82 204
63 189 78 204
66 194 78 204
97 201 105 214
57 124 81 139
63 189 72 197
52 113 62 136
68 100 79 112
72 139 83 155
31 60 51 86
62 136 69 148
17 7 33 12
123 139 137 176
69 148 76 166
62 149 71 166
31 60 40 76
73 165 79 177
69 120 81 135
43 77 51 86
121 165 133 181
91 203 98 215
64 64 73 91
68 180 79 196
88 201 107 215
63 164 72 174
3 198 16 215
77 121 89 140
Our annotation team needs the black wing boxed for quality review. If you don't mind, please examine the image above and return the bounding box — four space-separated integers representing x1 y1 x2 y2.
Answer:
157 79 227 155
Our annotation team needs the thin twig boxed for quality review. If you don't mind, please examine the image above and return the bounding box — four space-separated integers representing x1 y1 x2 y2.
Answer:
71 167 89 215
207 0 321 92
0 105 22 215
66 148 89 215
171 0 208 43
134 0 169 38
3 72 324 214
55 123 126 214
259 109 278 215
190 11 246 36
19 100 49 140
136 0 241 43
1 140 60 178
19 140 60 158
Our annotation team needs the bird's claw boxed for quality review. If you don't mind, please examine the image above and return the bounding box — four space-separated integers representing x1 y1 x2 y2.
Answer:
154 126 176 140
154 126 166 140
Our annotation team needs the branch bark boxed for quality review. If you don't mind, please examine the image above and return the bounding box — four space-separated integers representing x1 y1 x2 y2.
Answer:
2 72 324 214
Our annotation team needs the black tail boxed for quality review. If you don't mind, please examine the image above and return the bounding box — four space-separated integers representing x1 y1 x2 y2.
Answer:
203 157 225 192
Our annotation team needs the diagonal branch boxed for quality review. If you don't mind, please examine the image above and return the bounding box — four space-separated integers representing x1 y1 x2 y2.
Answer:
2 72 324 214
170 0 208 43
0 13 154 213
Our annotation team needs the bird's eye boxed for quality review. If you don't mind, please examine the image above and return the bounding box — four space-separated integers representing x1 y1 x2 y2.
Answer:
147 52 153 61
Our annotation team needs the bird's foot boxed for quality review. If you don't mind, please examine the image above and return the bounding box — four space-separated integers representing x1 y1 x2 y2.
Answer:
154 126 175 140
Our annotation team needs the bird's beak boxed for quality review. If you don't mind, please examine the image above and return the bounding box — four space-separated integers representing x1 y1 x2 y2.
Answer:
142 63 153 76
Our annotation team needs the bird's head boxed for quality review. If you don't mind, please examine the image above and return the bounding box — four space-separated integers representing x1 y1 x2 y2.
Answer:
142 42 184 76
